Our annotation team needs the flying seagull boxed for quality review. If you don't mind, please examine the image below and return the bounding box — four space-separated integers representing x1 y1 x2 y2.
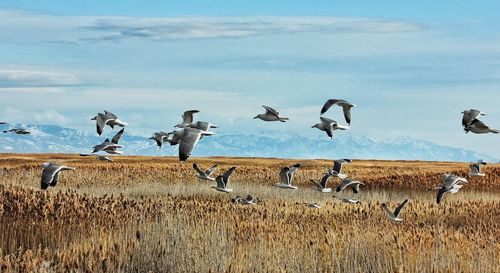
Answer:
178 127 214 162
254 105 289 122
335 178 364 194
91 110 127 136
212 167 236 193
469 160 486 177
40 162 75 190
188 121 218 131
462 109 485 127
149 131 170 148
274 163 301 189
310 173 333 192
0 122 6 125
306 202 322 209
434 174 468 204
312 117 349 139
3 128 30 135
175 110 200 128
464 119 499 134
320 99 356 125
193 163 217 181
332 195 360 204
232 194 259 205
328 159 352 179
79 154 114 162
102 128 125 155
381 199 409 222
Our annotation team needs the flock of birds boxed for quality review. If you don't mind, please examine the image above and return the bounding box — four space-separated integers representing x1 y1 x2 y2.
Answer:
0 101 496 222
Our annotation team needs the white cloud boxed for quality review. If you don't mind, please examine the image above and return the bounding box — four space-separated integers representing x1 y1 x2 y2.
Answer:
0 69 80 88
0 10 422 43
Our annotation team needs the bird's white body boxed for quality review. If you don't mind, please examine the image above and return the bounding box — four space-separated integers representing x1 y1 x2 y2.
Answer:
273 183 298 189
212 187 233 193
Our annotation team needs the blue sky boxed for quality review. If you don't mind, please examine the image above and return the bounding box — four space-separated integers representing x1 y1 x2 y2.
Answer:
0 1 499 158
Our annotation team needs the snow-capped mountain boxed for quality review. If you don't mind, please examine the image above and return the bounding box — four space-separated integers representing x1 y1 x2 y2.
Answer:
0 123 497 162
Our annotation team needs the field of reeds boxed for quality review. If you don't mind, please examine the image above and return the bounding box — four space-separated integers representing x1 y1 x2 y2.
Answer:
0 153 499 272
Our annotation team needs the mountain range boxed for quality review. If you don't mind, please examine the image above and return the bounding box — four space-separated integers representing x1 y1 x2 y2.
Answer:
0 123 497 162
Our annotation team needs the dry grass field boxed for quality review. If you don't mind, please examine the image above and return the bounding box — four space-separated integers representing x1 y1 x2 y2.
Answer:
0 154 499 272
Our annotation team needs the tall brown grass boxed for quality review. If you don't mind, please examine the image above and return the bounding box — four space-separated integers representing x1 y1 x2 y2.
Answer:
0 154 499 272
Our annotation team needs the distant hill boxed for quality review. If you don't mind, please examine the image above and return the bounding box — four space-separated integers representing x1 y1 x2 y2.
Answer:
0 123 497 162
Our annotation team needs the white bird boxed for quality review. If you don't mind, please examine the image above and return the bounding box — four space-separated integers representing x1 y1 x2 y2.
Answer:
79 154 114 162
274 163 301 189
212 167 236 193
332 195 360 204
178 127 214 162
175 110 200 128
320 99 356 125
306 202 322 208
40 162 75 190
328 159 352 179
462 109 485 127
310 173 333 192
469 160 486 177
434 174 468 204
149 131 170 148
335 178 364 194
311 117 349 139
193 163 217 181
188 121 218 131
91 110 127 136
232 194 259 205
464 119 499 134
381 199 409 222
254 105 289 122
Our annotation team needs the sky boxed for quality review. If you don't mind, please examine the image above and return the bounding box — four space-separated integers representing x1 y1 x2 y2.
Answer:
0 1 499 158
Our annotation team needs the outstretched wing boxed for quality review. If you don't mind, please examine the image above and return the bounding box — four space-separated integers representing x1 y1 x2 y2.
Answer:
182 110 200 124
393 199 409 217
178 128 202 162
262 105 280 118
193 163 205 176
205 164 218 176
320 174 331 188
111 128 125 144
279 167 290 184
222 167 236 186
321 99 345 115
342 105 352 125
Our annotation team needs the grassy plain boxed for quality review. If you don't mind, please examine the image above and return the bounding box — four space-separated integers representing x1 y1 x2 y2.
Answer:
0 154 499 272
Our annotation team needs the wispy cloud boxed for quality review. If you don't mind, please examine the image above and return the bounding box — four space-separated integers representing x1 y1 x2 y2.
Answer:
0 69 80 88
0 10 422 43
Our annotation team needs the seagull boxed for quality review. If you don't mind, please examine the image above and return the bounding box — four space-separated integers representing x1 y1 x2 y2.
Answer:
232 194 259 205
320 99 356 125
188 121 218 131
335 178 364 194
254 105 289 122
309 173 333 192
274 163 301 189
328 159 352 179
102 128 125 155
178 127 214 162
462 109 485 127
96 155 114 162
212 167 236 193
381 199 409 222
91 110 127 136
311 117 349 139
434 174 468 204
332 195 360 204
0 122 6 125
3 128 30 135
40 162 75 190
175 110 200 128
193 163 217 181
149 131 170 148
79 154 114 162
469 160 486 177
464 119 499 134
306 202 322 208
